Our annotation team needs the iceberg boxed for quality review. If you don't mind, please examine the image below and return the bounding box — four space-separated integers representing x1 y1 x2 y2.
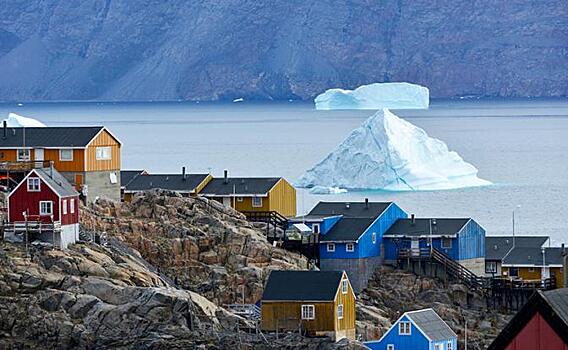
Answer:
298 109 491 191
4 113 46 127
309 186 348 195
315 82 429 110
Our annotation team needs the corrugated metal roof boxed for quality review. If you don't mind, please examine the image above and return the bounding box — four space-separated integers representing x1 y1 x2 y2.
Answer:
406 309 457 341
120 170 145 187
384 218 470 237
541 288 568 326
199 177 281 196
502 246 565 266
261 270 343 301
0 126 104 147
485 236 549 260
34 168 78 197
124 173 209 193
308 201 391 219
320 217 374 242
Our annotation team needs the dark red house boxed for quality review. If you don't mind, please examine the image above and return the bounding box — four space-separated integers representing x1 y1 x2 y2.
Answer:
6 167 79 249
488 288 568 350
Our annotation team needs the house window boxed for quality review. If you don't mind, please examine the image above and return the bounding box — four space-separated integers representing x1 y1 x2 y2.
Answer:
387 345 394 350
509 267 519 277
96 146 112 160
342 279 348 294
528 267 535 272
346 243 355 252
434 344 442 350
252 197 262 207
312 224 320 234
63 199 67 215
447 341 453 350
327 243 335 252
485 261 497 274
17 149 30 161
337 304 343 320
399 321 411 335
441 238 452 249
70 198 75 214
39 201 53 216
301 305 315 320
27 178 40 192
372 232 376 244
59 149 73 161
237 197 244 202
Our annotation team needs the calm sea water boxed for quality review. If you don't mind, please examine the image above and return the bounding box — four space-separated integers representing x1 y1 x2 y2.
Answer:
1 99 568 244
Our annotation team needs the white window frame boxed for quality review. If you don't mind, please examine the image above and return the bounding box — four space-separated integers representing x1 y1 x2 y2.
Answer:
399 321 411 335
528 267 535 272
252 197 262 207
337 304 343 320
346 243 355 252
39 201 53 216
237 196 244 202
441 237 452 249
387 345 395 350
372 232 377 244
342 279 348 294
17 148 31 161
485 261 497 273
62 199 67 215
59 148 73 161
447 341 453 350
434 344 442 350
327 243 335 252
312 223 320 234
27 177 40 192
95 146 112 160
301 305 315 320
70 198 75 214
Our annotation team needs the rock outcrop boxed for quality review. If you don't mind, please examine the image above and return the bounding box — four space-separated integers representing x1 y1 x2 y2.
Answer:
0 1 566 101
80 191 307 305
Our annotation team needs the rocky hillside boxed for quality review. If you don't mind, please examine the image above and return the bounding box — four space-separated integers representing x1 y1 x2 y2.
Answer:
0 1 566 102
80 191 307 305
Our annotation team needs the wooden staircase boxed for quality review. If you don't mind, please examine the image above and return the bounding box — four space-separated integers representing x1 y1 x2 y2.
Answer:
241 211 289 232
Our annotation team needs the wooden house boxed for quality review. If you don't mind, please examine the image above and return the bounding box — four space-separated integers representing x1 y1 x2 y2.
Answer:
199 171 296 218
501 245 565 288
0 124 121 202
488 288 568 350
121 168 211 202
485 236 549 277
302 200 407 293
6 167 79 249
365 308 458 350
261 270 356 341
383 216 486 276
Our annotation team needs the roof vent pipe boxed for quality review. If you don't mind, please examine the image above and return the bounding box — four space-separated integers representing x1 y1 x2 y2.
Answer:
365 198 369 209
411 214 415 225
182 166 186 180
2 120 6 139
49 161 54 179
223 169 229 184
345 203 350 209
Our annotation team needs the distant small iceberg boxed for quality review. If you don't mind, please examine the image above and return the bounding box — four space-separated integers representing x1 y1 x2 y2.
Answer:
315 82 429 110
233 98 244 103
4 113 46 127
308 186 348 195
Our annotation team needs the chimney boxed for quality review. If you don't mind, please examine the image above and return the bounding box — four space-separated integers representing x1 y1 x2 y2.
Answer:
2 120 6 139
223 169 229 184
49 161 54 178
411 214 415 225
365 198 369 209
182 166 186 180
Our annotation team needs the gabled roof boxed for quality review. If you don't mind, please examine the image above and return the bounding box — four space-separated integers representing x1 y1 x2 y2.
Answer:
199 177 281 196
120 170 146 188
124 173 210 193
485 236 549 261
262 270 346 301
405 309 457 342
488 289 568 349
9 167 78 198
502 246 566 266
0 126 111 148
320 217 375 242
308 201 392 219
384 218 470 238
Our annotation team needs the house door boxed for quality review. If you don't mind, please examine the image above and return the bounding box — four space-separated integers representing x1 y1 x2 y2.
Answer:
34 148 44 161
411 238 420 257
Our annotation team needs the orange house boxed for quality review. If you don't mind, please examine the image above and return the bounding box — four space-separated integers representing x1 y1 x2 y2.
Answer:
0 125 121 202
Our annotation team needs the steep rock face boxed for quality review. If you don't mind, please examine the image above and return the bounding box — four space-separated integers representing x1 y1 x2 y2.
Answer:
0 1 566 101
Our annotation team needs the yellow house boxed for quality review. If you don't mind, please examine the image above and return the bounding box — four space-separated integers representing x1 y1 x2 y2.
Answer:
0 125 121 202
501 246 565 288
199 171 296 217
261 270 356 341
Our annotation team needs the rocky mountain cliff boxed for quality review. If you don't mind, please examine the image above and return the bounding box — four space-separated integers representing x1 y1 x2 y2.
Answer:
0 1 566 102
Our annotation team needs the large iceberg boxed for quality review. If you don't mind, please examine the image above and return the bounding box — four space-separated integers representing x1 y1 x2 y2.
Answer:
4 113 46 127
315 82 429 110
298 109 490 191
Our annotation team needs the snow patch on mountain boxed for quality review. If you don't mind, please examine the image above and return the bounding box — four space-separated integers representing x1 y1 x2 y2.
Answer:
297 108 490 191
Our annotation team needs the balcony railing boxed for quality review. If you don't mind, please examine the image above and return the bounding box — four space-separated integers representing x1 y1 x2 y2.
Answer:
3 220 62 234
0 161 51 172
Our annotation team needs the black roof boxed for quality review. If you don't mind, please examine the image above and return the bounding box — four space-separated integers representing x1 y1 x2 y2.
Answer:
485 236 549 261
502 246 565 266
120 170 145 188
488 288 568 349
199 177 281 196
384 218 470 237
320 217 375 242
308 201 392 219
405 309 457 341
29 168 77 197
124 174 209 193
261 270 345 301
0 126 106 147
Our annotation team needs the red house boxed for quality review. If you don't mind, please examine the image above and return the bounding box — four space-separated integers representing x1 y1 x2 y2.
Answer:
6 167 80 249
488 288 568 350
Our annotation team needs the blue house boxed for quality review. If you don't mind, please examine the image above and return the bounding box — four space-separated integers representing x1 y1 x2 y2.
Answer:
383 216 486 276
300 200 407 292
365 308 457 350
